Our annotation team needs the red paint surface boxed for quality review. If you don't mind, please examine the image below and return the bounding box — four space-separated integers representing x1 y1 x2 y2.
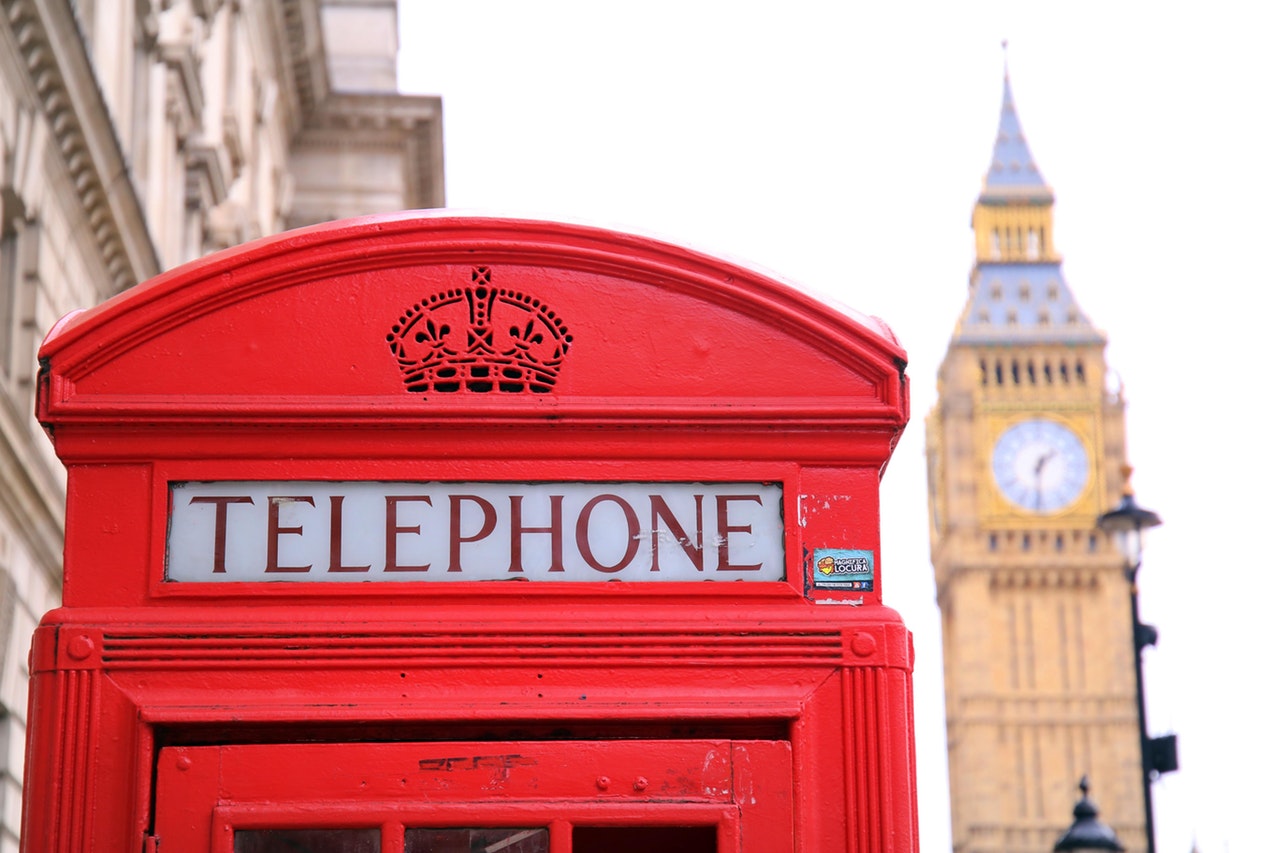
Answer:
23 215 916 851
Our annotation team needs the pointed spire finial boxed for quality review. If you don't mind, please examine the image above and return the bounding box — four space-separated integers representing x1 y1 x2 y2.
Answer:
980 47 1051 201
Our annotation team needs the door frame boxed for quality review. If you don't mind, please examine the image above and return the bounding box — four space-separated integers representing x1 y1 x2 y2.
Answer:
155 739 793 852
211 803 739 853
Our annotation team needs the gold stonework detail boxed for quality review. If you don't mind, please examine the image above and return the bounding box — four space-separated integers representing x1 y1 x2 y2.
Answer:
973 200 1059 263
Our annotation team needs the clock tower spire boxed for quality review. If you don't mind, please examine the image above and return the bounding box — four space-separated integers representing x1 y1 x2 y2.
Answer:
973 67 1056 262
926 67 1148 853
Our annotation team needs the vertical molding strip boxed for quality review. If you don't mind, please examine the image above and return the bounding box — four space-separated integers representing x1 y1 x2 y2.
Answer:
845 666 887 852
54 668 100 852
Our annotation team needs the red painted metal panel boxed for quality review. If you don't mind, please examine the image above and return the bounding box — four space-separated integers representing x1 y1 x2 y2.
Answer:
22 215 917 852
39 216 904 424
155 740 784 852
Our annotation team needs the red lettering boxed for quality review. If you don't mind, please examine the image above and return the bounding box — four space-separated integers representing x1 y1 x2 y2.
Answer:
189 495 254 573
716 494 763 571
384 495 432 572
266 496 315 573
449 495 497 572
649 494 704 571
327 495 370 573
509 495 565 573
576 494 640 573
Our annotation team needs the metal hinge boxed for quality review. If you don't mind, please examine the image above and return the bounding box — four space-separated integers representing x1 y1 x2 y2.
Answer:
143 834 159 853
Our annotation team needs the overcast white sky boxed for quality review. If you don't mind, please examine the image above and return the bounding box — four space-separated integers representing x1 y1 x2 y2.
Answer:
397 3 1280 851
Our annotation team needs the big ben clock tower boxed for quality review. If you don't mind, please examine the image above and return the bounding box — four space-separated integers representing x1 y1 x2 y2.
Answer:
926 70 1148 853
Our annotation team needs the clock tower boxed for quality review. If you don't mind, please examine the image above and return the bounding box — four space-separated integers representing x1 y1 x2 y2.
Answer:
926 71 1148 853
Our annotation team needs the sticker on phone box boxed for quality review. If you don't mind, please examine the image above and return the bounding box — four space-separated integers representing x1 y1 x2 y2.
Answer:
813 548 874 590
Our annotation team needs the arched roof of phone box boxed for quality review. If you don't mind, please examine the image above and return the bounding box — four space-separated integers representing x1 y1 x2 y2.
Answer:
39 213 909 440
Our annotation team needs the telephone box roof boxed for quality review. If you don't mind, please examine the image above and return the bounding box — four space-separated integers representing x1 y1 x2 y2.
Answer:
39 213 909 433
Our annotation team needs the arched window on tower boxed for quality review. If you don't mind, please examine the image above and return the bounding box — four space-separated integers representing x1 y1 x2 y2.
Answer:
991 229 1002 260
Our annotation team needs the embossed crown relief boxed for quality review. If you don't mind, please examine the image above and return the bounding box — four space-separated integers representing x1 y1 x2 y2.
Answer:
388 266 572 396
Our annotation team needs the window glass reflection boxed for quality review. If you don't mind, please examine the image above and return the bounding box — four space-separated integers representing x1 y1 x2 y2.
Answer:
572 826 717 853
404 828 549 853
234 828 380 853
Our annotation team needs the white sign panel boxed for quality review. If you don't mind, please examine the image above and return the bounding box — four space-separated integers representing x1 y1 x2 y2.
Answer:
167 481 784 583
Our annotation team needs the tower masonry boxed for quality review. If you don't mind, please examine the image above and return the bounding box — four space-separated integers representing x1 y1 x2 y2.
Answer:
926 71 1146 853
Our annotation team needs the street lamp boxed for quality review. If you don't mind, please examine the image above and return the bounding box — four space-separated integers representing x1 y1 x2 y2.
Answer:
1096 468 1177 853
1053 776 1124 852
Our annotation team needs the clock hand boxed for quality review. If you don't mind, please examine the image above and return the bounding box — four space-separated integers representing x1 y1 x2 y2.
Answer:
1033 450 1056 510
1034 449 1057 477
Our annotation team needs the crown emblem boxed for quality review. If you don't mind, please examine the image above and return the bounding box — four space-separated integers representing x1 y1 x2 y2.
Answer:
387 267 572 395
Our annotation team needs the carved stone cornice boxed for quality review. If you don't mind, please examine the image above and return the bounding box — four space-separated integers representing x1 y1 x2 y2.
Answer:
296 92 445 208
185 144 228 211
271 0 329 133
190 0 226 20
987 567 1101 591
267 1 444 210
3 0 161 293
158 35 204 139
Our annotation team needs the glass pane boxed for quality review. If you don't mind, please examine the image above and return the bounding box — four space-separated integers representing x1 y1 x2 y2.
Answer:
572 826 717 853
234 828 380 853
404 828 549 853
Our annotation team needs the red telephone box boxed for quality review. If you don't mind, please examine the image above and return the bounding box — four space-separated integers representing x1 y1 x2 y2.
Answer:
24 214 916 852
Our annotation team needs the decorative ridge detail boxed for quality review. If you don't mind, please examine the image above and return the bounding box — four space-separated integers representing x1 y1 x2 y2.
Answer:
388 266 572 396
277 0 328 122
100 630 845 669
4 0 159 291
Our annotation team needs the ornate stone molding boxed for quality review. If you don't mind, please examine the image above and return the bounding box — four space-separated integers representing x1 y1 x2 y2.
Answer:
272 0 329 133
271 1 444 211
298 91 444 208
157 23 204 140
3 0 160 293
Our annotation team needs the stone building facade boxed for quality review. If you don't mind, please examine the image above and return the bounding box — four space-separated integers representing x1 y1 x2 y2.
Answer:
0 1 442 846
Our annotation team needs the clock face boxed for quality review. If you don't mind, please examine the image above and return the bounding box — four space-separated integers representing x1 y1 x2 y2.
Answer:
991 419 1089 513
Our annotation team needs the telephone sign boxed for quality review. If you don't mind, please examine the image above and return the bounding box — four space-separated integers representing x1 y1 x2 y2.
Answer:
168 480 785 582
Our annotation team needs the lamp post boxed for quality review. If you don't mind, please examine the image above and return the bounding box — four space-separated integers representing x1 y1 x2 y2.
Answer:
1096 470 1177 853
1053 776 1124 852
